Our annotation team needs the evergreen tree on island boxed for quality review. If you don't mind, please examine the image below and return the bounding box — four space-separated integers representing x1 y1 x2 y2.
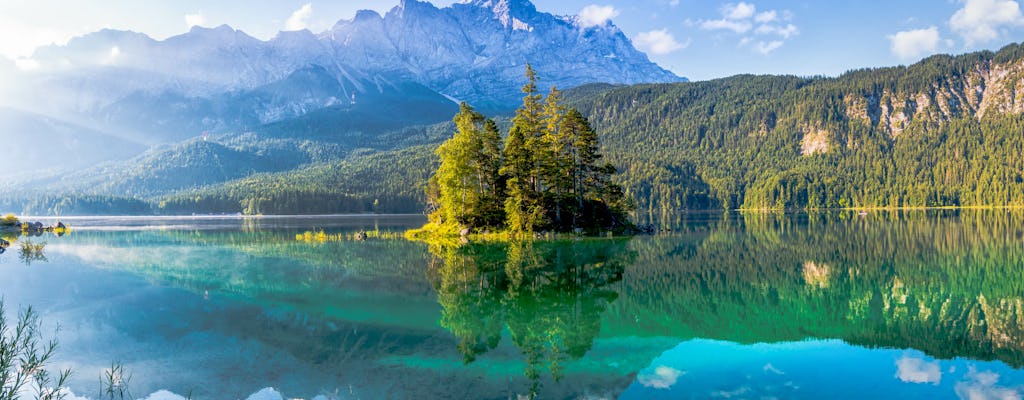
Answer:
418 65 633 238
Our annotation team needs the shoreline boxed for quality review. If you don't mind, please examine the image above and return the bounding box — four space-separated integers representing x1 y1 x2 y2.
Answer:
731 205 1024 213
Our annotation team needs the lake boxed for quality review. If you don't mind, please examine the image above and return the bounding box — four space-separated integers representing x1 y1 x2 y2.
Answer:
1 211 1023 399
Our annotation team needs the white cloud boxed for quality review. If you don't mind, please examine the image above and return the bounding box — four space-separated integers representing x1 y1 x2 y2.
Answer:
14 58 40 71
669 0 681 6
638 366 684 389
753 40 784 55
184 12 206 29
946 0 1019 44
755 23 798 38
895 355 942 384
888 26 941 60
0 14 81 59
755 10 778 23
701 19 753 33
102 46 121 65
286 3 314 31
723 2 757 20
950 0 1024 45
698 2 797 55
579 5 620 28
634 29 688 55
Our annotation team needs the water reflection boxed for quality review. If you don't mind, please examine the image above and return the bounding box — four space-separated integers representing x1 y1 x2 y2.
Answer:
426 239 630 394
613 210 1024 368
3 212 1024 398
0 231 64 265
17 239 47 265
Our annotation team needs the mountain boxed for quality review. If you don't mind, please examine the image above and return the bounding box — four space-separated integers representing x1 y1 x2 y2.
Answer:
324 0 681 108
0 107 145 175
55 42 1023 219
1 0 681 145
8 3 1024 219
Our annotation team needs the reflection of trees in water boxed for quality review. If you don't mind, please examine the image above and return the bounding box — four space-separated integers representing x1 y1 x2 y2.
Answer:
17 240 47 265
615 210 1024 367
429 239 630 395
1 230 67 265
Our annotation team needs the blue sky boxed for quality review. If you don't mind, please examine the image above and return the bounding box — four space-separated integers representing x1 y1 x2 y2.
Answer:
1 0 1023 80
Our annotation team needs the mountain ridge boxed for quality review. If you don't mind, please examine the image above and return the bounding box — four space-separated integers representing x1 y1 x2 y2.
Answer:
3 0 681 144
148 42 1024 217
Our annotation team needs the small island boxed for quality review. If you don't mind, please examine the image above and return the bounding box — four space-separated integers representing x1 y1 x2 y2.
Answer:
0 214 68 236
407 65 633 241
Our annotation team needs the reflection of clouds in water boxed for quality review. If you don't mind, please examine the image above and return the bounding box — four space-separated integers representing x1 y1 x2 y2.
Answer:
638 365 685 389
46 243 180 266
244 387 284 400
112 387 336 400
712 386 751 398
139 390 190 400
763 363 785 375
955 367 1022 400
68 387 311 400
896 354 942 384
51 389 89 400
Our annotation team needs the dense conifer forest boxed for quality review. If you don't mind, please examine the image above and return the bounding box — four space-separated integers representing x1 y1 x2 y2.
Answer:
419 65 632 235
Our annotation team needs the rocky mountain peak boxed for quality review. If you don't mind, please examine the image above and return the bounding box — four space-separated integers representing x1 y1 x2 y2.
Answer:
467 0 539 29
353 9 384 21
6 0 684 131
394 0 441 15
470 0 537 13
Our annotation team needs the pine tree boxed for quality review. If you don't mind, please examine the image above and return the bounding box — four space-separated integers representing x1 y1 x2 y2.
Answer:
503 65 546 234
540 86 572 228
434 103 504 228
421 65 634 237
475 118 505 227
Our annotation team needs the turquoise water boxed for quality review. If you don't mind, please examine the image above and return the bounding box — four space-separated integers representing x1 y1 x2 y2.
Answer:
0 212 1023 399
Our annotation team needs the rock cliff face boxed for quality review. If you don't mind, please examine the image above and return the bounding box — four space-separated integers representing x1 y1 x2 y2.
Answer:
796 55 1024 155
843 58 1024 138
5 0 681 140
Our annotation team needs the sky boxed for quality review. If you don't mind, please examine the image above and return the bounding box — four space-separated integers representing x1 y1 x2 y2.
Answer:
1 0 1023 80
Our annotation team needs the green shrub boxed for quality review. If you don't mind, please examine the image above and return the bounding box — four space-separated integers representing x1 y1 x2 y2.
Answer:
0 214 18 227
0 301 71 400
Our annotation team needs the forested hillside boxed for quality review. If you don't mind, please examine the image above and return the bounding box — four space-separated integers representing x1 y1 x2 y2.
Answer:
6 43 1024 220
571 42 1024 222
176 42 1024 220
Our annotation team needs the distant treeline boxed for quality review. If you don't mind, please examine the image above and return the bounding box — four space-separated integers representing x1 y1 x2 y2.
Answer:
0 194 152 216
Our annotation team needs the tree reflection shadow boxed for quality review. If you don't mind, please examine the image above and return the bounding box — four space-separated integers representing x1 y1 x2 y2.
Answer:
17 240 47 265
428 239 632 396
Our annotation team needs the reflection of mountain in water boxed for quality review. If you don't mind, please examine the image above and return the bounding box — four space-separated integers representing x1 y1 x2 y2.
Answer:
45 227 644 398
38 212 1024 397
427 240 630 395
610 211 1024 367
